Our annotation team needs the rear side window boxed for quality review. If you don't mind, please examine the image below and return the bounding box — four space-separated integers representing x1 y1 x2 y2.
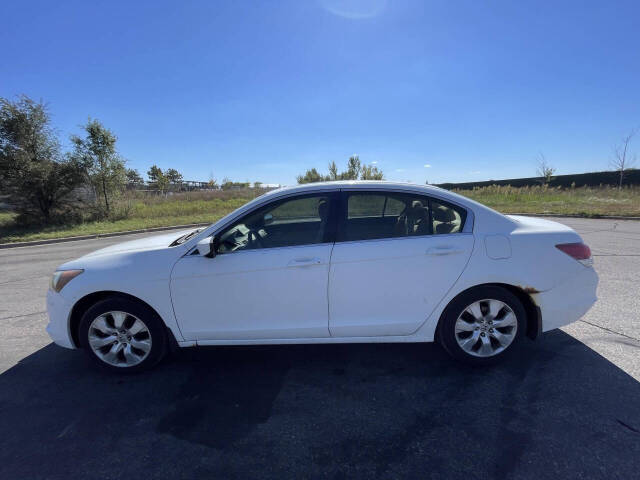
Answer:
341 192 466 242
431 199 466 234
343 192 430 241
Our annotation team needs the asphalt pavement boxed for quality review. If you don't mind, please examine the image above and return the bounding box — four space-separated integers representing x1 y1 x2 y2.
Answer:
0 217 639 479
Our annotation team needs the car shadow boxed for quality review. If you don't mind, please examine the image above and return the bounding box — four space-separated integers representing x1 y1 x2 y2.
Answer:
0 331 639 480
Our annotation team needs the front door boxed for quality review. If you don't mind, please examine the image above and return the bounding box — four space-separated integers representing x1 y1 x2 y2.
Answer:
171 192 337 341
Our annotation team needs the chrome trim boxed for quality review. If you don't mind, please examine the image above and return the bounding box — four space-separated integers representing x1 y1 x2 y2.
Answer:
185 241 335 258
334 232 473 248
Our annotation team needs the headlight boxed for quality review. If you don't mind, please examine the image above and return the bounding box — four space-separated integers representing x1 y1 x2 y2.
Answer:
50 269 84 292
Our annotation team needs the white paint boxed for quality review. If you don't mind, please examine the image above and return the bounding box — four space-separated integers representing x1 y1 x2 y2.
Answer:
328 234 474 337
171 244 333 340
484 235 512 260
46 181 598 353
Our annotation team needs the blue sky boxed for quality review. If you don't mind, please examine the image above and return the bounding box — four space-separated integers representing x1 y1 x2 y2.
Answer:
2 0 639 185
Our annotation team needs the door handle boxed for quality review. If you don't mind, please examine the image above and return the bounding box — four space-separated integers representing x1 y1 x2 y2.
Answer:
426 246 464 256
287 257 323 267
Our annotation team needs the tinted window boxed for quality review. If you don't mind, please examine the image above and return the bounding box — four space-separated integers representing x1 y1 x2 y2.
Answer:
341 192 466 241
348 194 385 218
383 197 405 216
344 192 431 241
431 199 466 234
217 194 333 253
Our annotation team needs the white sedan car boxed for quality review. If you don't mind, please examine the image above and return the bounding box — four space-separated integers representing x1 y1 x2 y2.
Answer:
46 181 598 372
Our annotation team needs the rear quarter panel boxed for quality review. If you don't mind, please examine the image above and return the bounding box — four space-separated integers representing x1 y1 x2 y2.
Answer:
415 211 588 341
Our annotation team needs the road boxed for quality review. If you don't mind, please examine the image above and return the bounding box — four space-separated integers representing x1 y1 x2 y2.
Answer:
0 218 639 479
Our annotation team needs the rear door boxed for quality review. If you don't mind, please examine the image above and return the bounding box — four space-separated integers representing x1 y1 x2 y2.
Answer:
328 190 474 337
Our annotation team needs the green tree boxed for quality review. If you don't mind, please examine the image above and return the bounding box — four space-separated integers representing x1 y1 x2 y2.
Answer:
126 168 144 188
344 155 362 180
147 164 162 183
70 119 126 214
296 155 383 184
165 168 183 187
0 95 86 222
147 164 169 193
328 161 339 180
296 168 327 184
361 164 384 180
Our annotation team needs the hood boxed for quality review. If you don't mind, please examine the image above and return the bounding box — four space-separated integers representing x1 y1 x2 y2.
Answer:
82 229 195 258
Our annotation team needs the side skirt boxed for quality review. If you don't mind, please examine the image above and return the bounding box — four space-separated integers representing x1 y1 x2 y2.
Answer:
178 334 432 348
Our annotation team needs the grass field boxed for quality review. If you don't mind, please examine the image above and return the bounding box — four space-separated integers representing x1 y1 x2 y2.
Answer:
0 191 255 243
1 185 639 243
456 185 640 217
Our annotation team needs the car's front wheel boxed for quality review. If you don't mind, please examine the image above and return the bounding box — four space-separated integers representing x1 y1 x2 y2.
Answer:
78 297 168 373
437 286 526 365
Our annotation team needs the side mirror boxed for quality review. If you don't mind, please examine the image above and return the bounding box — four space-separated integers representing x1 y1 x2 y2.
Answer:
197 236 217 258
263 213 274 225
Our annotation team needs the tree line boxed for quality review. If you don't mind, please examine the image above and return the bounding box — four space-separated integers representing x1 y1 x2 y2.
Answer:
0 95 292 227
0 96 223 225
296 155 384 183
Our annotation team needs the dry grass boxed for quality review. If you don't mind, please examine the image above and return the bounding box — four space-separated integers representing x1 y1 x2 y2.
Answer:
454 185 640 217
0 189 260 243
1 185 639 243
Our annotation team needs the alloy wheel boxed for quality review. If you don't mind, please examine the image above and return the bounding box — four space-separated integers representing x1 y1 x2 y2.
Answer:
454 299 518 357
88 311 152 367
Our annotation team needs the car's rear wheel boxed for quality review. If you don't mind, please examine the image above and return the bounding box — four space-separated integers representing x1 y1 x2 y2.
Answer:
78 297 168 373
437 286 526 365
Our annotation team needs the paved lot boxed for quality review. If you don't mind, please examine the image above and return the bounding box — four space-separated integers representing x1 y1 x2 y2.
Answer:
0 218 639 479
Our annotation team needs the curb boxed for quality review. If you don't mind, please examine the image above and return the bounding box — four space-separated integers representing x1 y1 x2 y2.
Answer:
0 223 211 250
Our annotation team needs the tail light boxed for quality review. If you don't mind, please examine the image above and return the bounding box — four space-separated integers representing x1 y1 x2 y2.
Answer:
556 243 593 267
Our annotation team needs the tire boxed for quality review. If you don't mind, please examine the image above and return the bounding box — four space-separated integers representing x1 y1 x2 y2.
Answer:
437 286 526 366
78 296 168 373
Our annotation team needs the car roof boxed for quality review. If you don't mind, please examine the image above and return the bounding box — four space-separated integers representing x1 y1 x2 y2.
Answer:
261 180 514 230
265 180 446 196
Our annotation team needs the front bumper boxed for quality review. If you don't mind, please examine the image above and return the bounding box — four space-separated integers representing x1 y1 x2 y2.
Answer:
46 289 76 349
536 266 599 332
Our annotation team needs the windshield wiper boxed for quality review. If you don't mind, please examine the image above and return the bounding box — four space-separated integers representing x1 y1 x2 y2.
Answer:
170 228 203 247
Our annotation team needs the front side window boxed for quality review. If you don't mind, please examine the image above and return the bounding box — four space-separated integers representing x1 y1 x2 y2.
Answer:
341 192 466 242
217 194 333 253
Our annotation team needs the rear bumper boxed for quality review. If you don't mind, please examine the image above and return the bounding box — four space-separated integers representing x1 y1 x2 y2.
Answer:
536 266 598 332
46 290 76 349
